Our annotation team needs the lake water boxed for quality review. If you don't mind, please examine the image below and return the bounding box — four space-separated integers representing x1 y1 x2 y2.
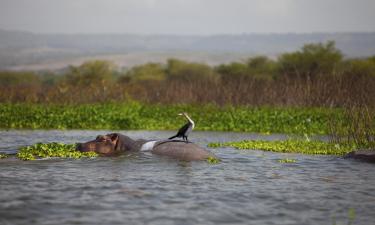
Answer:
1 130 374 225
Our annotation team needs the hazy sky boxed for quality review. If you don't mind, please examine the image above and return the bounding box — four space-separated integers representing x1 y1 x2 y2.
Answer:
0 0 374 34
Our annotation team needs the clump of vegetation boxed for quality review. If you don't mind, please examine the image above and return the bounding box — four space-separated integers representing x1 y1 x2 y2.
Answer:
278 41 343 78
63 60 116 86
329 105 375 150
0 153 8 159
208 139 356 155
207 156 220 164
277 158 297 163
166 58 216 81
124 63 166 82
17 143 98 160
0 103 340 134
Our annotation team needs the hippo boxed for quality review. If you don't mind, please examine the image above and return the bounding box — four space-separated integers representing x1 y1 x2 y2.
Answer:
76 133 215 161
344 150 375 163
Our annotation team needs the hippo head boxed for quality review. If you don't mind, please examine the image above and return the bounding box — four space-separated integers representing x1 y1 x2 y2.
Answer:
77 133 119 155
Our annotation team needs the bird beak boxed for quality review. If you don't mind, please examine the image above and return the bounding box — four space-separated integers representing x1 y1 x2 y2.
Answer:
178 113 183 116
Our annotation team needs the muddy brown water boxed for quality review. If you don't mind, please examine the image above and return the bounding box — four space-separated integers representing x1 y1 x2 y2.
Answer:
0 130 374 225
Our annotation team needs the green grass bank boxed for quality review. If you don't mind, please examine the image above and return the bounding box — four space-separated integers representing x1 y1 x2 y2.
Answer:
0 103 342 134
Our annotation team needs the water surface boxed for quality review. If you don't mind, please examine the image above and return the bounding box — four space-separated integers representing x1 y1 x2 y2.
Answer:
1 130 374 225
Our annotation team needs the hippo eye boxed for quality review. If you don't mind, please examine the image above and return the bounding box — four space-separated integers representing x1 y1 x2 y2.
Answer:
96 135 105 142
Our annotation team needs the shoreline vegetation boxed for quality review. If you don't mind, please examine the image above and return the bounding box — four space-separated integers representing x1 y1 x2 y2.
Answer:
0 102 373 157
0 42 374 107
0 41 374 157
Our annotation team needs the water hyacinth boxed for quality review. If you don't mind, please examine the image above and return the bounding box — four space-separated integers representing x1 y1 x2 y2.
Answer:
207 156 220 164
0 103 341 135
208 139 356 155
277 158 297 163
17 142 98 160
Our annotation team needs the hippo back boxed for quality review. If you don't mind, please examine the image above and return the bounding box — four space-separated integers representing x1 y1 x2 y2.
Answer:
344 150 375 163
151 141 213 161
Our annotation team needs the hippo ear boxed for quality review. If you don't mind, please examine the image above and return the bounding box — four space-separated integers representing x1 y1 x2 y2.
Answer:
109 133 119 144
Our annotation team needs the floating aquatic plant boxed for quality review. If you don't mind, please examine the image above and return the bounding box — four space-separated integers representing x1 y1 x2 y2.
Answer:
207 156 220 164
17 142 98 160
0 153 8 159
208 139 356 155
277 158 297 163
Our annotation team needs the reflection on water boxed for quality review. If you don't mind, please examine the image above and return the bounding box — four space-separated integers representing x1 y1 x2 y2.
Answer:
0 130 374 225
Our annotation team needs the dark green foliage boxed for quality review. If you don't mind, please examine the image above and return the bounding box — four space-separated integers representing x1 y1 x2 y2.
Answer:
166 58 216 81
278 41 343 78
17 142 98 160
215 56 276 80
247 56 277 79
124 63 166 82
215 62 248 77
0 71 41 86
345 58 375 77
63 60 115 85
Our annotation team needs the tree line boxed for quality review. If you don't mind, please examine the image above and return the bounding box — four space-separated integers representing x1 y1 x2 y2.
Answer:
1 41 374 107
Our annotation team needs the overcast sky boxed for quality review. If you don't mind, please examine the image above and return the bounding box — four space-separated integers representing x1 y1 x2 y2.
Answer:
0 0 374 35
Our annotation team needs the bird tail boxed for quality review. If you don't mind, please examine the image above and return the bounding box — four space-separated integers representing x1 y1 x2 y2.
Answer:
168 135 178 140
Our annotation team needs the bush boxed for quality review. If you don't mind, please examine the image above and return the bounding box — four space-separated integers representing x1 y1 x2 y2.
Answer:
0 71 40 86
63 60 115 86
247 56 277 79
278 41 343 78
166 58 216 81
216 56 276 81
215 62 248 77
345 58 375 77
124 63 166 82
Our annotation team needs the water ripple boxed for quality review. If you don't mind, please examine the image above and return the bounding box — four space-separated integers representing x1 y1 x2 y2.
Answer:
1 130 374 225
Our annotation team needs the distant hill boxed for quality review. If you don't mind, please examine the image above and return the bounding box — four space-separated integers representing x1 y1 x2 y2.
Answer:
1 29 374 71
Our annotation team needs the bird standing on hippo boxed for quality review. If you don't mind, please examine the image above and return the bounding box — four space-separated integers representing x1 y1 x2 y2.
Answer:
77 133 215 161
169 112 195 142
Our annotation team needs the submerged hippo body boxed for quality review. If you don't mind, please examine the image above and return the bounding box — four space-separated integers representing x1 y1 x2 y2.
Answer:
344 150 375 163
77 133 214 161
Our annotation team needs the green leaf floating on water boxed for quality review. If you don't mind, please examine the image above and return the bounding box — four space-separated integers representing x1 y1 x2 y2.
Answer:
278 158 297 163
207 156 220 164
17 142 98 160
208 139 356 155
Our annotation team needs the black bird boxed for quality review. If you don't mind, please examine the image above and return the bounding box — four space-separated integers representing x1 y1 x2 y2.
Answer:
169 112 195 142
